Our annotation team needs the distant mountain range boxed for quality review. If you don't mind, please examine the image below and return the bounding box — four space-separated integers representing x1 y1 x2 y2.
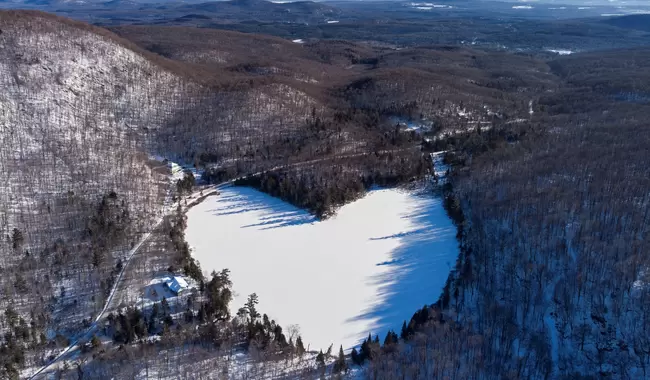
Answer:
601 14 650 32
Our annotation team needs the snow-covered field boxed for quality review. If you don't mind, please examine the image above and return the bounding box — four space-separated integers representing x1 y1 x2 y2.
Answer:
186 185 458 353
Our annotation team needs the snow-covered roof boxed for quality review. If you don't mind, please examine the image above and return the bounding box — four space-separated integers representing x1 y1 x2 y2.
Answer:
168 162 183 174
165 276 188 293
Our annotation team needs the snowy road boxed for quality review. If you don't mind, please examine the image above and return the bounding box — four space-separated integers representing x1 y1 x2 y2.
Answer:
27 218 164 379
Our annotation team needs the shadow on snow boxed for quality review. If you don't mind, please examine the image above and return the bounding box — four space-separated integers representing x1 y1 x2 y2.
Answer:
207 186 316 229
346 194 458 347
201 186 459 350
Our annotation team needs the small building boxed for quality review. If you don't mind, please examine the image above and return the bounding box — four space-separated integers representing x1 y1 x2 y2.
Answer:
165 276 189 294
168 161 184 176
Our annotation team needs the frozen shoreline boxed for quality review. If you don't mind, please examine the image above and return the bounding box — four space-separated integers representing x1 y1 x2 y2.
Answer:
186 185 459 352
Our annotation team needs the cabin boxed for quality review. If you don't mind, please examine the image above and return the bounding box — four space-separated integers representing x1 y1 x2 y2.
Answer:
165 276 189 295
168 161 184 177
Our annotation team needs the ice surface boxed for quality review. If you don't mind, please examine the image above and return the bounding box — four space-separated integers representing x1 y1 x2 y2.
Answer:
546 49 574 55
186 186 459 352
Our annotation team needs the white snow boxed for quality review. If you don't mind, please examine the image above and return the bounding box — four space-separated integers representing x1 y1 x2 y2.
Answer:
512 5 533 9
546 49 574 55
186 185 458 352
291 39 304 44
326 20 340 24
430 152 449 181
390 117 432 134
409 3 452 8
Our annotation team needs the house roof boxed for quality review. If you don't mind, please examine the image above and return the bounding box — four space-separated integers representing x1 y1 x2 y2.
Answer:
165 276 189 293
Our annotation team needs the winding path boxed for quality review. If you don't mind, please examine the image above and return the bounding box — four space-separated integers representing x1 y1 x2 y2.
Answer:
27 149 416 379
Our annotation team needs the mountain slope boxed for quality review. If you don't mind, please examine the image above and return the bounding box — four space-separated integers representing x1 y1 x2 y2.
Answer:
0 11 326 376
601 14 650 32
0 10 181 377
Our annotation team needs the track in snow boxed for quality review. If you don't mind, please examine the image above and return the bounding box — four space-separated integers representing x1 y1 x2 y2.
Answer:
28 150 416 379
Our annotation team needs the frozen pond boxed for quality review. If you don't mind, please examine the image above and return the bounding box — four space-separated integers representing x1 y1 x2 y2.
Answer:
186 186 459 352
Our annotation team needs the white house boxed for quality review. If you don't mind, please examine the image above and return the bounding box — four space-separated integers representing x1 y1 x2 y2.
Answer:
165 276 189 294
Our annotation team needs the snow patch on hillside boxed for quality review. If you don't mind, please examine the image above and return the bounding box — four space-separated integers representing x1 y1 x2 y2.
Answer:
546 49 574 55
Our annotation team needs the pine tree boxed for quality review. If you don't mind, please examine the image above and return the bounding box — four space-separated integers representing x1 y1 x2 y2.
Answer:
326 343 333 358
384 330 397 346
350 347 361 366
360 336 371 362
245 293 260 322
333 345 347 374
400 320 409 341
296 335 306 356
316 349 325 367
147 316 157 335
161 297 169 316
197 304 206 323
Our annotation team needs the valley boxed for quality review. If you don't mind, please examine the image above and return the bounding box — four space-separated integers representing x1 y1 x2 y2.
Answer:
0 1 649 379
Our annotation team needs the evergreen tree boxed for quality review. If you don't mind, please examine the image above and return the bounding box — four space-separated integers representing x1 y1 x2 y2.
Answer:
326 343 333 358
384 330 398 346
333 345 347 374
147 316 157 335
263 314 271 331
350 347 362 366
316 349 325 367
161 297 169 316
296 335 306 356
245 293 260 322
148 303 159 335
400 320 409 341
197 304 206 323
176 171 196 195
360 336 371 362
273 324 287 346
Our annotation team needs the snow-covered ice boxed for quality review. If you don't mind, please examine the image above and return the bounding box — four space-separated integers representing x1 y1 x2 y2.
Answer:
409 3 453 8
546 49 574 55
186 186 458 352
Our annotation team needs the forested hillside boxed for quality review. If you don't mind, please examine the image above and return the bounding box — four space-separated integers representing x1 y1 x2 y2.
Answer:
2 8 649 380
0 11 513 377
0 12 177 375
0 11 329 377
363 48 650 379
